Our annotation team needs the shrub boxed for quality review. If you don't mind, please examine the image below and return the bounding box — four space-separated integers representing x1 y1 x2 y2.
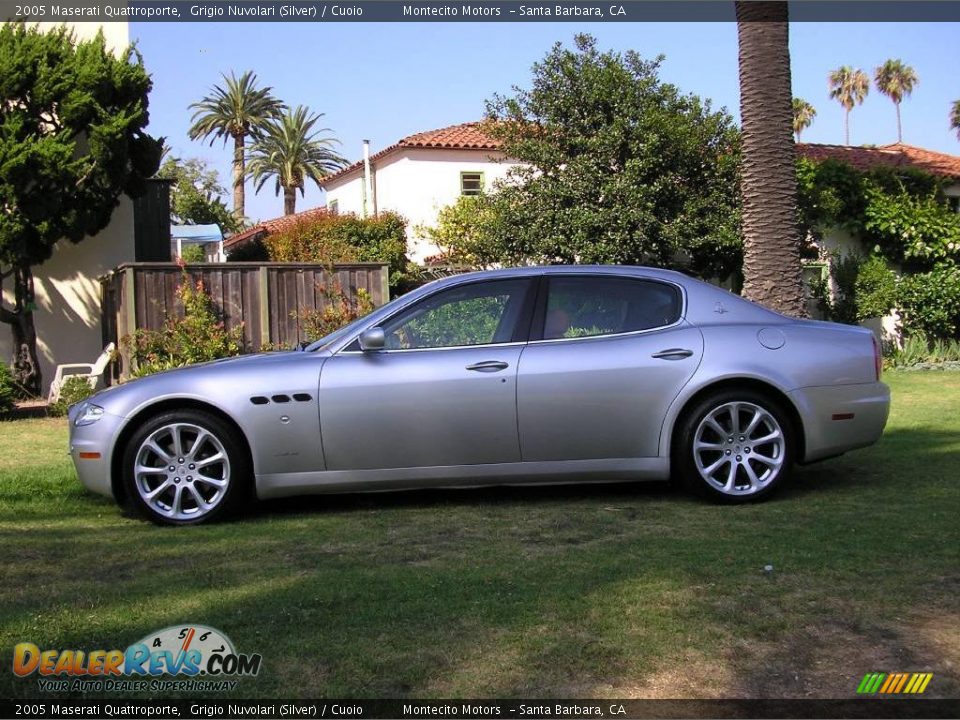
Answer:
48 376 95 417
296 278 373 343
854 255 898 320
896 265 960 340
885 332 960 369
809 252 861 324
178 244 206 263
863 187 960 271
123 271 244 376
0 363 15 415
264 211 418 295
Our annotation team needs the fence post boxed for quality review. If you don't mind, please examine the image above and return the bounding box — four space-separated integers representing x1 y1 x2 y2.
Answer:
380 265 390 304
258 266 270 349
122 266 137 378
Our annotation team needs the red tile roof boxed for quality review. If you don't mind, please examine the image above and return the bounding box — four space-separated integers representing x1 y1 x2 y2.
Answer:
224 206 330 250
797 142 960 178
321 122 502 187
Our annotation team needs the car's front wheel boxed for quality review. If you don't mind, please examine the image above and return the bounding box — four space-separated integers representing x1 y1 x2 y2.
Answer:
675 389 794 502
122 410 250 525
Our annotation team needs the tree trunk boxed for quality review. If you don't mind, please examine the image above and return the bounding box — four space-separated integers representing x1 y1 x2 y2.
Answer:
735 1 807 318
0 265 43 395
895 101 902 143
845 108 850 146
283 187 296 215
233 133 246 222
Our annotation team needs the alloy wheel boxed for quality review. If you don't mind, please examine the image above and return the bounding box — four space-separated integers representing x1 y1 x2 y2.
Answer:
133 422 231 521
692 401 785 496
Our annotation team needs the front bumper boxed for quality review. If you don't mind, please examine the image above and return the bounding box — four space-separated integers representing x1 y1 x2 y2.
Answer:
789 381 891 463
67 407 127 499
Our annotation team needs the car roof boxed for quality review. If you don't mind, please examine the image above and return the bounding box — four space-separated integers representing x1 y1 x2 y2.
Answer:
429 264 691 287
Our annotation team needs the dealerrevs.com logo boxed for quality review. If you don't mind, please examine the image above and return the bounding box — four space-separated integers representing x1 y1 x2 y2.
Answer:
13 624 262 693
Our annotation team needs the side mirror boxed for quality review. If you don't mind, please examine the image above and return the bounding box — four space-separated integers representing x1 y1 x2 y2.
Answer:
358 327 385 352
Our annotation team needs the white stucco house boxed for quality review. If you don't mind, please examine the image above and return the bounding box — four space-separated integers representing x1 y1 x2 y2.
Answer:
321 123 522 262
0 21 165 395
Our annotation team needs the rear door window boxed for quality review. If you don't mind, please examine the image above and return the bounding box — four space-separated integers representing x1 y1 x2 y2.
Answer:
541 276 681 340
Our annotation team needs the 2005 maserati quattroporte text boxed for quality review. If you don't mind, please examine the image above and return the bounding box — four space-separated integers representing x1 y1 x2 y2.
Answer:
68 266 890 525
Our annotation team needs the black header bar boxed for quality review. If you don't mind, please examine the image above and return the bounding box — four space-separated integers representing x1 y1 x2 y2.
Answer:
2 1 960 23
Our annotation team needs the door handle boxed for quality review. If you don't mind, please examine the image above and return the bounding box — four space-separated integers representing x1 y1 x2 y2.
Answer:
651 348 694 360
465 360 509 372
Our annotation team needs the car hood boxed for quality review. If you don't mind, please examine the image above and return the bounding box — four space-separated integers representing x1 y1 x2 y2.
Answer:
84 350 328 418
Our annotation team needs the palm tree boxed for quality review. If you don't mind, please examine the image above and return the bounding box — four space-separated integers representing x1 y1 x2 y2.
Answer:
734 1 807 317
247 106 347 215
792 98 817 141
874 59 918 143
188 71 284 220
828 66 870 146
950 100 960 140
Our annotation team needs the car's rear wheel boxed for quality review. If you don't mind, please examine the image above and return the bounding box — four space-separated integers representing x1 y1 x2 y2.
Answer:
675 389 794 502
122 410 250 525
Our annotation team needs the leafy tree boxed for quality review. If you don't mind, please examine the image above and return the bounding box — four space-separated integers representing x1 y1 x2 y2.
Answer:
188 71 284 221
247 105 347 216
735 2 807 317
874 59 918 143
158 156 242 234
950 99 960 140
792 98 817 141
462 35 741 280
0 23 162 393
828 66 870 146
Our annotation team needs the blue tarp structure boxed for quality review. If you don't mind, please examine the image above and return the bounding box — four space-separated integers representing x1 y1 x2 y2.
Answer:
170 224 223 243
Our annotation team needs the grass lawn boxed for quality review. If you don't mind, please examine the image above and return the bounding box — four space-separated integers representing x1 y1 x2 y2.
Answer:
1 371 957 700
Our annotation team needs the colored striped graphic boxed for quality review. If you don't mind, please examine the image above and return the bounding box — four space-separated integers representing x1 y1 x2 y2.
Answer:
857 672 933 694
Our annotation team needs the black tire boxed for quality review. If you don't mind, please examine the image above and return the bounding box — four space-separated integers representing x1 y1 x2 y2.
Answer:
122 409 251 525
673 388 795 503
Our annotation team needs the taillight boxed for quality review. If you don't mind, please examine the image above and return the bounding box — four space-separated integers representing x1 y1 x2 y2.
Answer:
872 335 882 381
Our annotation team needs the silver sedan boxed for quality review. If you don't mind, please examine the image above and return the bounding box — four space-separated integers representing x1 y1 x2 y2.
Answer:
69 266 890 525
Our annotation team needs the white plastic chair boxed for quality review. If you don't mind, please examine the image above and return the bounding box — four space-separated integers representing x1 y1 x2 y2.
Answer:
48 342 116 404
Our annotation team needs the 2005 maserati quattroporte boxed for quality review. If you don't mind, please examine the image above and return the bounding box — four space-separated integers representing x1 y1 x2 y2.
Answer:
69 266 890 524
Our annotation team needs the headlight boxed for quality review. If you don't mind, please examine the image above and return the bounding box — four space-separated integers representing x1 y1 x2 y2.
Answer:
74 403 105 427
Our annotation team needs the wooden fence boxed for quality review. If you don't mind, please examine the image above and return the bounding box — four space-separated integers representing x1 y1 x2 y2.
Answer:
100 262 390 382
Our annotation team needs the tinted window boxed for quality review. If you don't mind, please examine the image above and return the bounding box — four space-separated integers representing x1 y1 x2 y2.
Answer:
381 279 530 349
541 276 681 340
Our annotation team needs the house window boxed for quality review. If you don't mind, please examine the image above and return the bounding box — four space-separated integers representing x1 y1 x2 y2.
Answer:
329 199 339 215
460 172 484 196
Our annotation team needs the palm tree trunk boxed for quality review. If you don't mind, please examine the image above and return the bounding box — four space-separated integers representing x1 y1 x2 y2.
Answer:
283 188 296 215
735 1 807 318
845 109 850 146
895 101 902 143
233 134 245 221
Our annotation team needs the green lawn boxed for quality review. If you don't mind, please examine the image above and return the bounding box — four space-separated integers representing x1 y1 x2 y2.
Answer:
1 372 957 700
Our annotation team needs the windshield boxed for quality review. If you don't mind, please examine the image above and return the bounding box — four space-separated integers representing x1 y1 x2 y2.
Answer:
303 313 373 352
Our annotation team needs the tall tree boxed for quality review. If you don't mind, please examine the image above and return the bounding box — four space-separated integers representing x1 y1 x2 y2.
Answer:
465 35 742 280
735 2 807 317
828 66 870 146
188 71 283 221
158 156 243 234
247 106 347 216
874 59 918 143
949 100 960 140
792 98 817 141
0 24 162 392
